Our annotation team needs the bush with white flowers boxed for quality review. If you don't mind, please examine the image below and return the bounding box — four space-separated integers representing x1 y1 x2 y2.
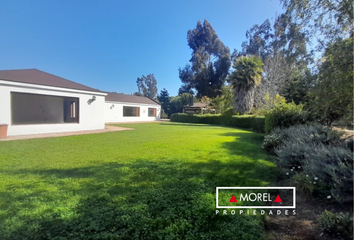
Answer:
265 124 353 203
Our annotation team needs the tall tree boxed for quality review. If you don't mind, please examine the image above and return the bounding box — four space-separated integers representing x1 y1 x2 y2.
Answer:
271 13 309 65
211 85 233 114
133 92 144 97
168 93 191 116
309 37 353 125
229 56 264 114
157 88 170 104
136 74 158 99
178 85 194 95
179 20 231 98
238 15 310 108
281 0 353 50
157 88 170 115
279 0 353 125
256 52 291 103
178 64 194 95
241 19 273 60
280 69 315 105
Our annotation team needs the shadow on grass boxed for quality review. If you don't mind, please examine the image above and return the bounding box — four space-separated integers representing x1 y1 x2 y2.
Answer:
1 158 275 239
0 128 275 239
160 122 253 132
159 122 248 129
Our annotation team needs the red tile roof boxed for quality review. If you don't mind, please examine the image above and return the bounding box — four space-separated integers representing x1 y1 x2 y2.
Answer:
0 68 103 92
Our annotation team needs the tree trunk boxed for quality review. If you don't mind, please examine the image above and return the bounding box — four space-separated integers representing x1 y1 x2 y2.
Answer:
233 86 255 115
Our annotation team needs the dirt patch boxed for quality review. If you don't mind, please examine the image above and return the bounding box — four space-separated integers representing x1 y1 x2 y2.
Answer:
333 126 353 139
266 178 353 240
266 127 353 239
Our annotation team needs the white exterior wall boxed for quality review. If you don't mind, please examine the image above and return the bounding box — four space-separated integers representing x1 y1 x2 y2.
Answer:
105 101 160 123
0 80 106 136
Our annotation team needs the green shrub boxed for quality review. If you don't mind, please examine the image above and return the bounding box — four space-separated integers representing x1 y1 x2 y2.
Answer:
318 210 353 238
170 113 265 133
345 138 353 152
253 93 287 116
274 125 344 168
222 107 234 115
292 173 316 195
226 115 253 128
303 144 353 203
262 128 282 154
271 125 352 202
276 140 310 168
265 124 343 156
264 102 309 133
251 116 265 133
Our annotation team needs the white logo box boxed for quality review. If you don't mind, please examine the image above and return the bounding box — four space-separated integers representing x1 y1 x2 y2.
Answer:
216 187 296 209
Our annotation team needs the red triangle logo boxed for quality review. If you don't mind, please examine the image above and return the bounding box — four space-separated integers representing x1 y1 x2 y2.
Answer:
274 195 282 202
229 195 237 202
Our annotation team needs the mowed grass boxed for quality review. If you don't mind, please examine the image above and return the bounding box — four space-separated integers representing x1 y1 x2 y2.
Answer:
0 122 277 239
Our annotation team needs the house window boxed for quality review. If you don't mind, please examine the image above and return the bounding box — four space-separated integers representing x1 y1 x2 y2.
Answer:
11 92 79 125
64 98 79 123
148 108 156 117
71 101 76 118
123 106 140 117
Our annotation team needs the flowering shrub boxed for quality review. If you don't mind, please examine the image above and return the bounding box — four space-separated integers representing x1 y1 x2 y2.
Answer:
263 124 342 155
303 144 353 203
266 124 352 203
273 125 344 167
291 173 317 194
280 143 353 202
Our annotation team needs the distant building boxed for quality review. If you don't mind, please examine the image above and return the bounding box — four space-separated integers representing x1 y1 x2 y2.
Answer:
0 68 160 137
183 102 216 114
104 92 160 123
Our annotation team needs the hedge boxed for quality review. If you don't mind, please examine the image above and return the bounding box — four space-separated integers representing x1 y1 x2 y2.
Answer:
264 102 310 133
170 113 265 133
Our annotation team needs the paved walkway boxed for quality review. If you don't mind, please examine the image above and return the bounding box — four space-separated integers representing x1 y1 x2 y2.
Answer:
107 119 170 124
0 125 133 142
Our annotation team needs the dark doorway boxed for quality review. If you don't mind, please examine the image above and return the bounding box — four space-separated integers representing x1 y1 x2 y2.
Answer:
11 92 79 125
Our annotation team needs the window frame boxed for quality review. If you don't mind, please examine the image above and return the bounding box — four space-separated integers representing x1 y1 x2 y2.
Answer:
123 106 140 117
11 92 79 125
148 108 157 117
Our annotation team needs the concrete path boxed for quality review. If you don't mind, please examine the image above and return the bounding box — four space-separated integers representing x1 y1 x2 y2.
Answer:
0 125 133 142
106 119 170 124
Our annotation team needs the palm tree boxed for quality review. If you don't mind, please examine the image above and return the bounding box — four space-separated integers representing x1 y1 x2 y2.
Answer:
229 55 264 115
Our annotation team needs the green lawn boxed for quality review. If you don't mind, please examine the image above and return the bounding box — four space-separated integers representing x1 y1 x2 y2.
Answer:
0 122 277 239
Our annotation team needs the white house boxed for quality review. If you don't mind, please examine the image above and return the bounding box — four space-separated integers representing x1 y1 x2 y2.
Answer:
0 69 107 136
104 92 161 123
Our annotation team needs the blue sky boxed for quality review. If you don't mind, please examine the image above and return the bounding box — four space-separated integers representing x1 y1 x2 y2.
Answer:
0 0 284 96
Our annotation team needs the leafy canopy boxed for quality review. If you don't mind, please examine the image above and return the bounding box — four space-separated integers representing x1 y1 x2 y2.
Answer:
281 0 353 49
309 37 353 125
179 20 231 98
157 88 170 116
157 88 170 104
229 56 264 88
136 74 158 99
211 85 233 114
